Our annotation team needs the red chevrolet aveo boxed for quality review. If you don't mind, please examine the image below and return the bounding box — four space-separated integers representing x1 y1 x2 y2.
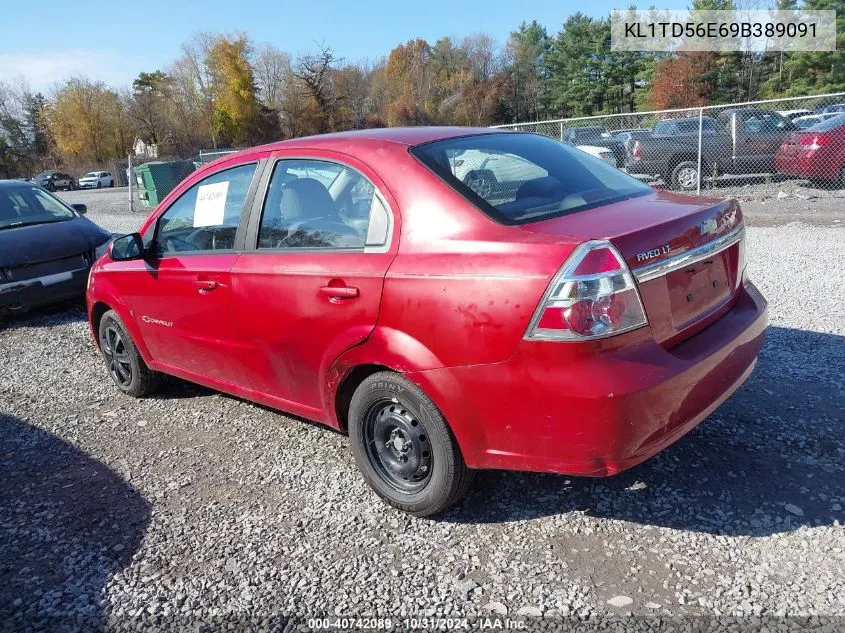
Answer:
87 128 767 516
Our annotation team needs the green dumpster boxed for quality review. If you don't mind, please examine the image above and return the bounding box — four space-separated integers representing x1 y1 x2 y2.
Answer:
135 160 196 207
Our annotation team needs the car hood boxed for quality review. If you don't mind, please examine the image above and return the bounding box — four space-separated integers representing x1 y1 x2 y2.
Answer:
0 216 111 268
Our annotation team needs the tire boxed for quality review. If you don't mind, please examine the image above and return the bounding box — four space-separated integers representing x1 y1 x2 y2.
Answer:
670 161 700 191
98 310 161 397
348 372 474 517
109 180 115 188
47 182 55 192
97 181 102 189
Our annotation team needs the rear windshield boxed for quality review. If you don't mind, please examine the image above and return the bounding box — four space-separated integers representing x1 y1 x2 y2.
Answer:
805 113 845 131
410 133 652 225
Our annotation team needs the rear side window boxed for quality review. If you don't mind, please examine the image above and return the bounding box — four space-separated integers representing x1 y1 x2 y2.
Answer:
257 159 387 250
411 133 651 225
803 113 845 132
154 163 256 254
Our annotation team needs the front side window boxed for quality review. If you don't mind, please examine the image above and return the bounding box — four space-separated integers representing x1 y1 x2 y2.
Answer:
411 133 652 225
0 186 76 229
154 163 256 255
258 159 381 249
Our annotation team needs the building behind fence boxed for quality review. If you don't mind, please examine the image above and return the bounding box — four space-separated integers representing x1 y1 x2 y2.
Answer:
495 92 845 201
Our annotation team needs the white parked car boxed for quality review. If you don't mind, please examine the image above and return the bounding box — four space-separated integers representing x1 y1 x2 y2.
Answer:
777 109 812 121
78 171 115 189
576 145 618 168
792 113 840 130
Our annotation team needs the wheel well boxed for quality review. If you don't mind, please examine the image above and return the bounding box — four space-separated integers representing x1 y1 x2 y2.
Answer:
90 302 111 343
668 153 699 172
334 364 394 433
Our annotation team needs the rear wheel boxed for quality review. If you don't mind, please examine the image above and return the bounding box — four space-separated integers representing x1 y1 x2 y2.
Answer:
109 180 115 188
98 310 161 397
348 372 474 517
670 161 700 191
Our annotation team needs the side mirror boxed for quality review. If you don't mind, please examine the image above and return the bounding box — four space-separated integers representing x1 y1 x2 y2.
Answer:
110 233 144 261
71 203 87 214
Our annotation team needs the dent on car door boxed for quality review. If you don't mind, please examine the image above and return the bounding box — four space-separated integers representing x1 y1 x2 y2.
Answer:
231 155 397 416
114 160 263 383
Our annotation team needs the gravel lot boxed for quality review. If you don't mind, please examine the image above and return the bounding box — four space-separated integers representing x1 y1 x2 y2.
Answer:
1 188 843 630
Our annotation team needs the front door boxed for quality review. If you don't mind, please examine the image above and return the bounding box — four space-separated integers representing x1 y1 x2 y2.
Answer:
109 160 261 385
231 154 397 413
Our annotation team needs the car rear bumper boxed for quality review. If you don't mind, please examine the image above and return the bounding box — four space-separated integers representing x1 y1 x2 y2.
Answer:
0 268 89 313
414 279 767 476
775 151 838 179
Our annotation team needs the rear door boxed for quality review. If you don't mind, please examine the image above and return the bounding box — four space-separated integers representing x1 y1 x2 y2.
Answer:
231 152 398 413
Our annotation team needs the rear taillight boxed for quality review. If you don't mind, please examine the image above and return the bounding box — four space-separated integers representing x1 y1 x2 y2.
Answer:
524 240 648 341
801 135 830 150
632 141 642 159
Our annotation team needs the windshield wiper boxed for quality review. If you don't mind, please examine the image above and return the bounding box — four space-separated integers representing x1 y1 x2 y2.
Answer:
0 218 67 230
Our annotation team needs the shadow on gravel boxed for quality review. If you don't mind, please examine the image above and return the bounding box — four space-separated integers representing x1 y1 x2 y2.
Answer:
0 413 151 630
445 326 845 536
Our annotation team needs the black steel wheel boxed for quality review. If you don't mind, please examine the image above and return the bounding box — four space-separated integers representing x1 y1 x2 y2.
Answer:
363 400 433 493
98 310 161 397
349 372 474 517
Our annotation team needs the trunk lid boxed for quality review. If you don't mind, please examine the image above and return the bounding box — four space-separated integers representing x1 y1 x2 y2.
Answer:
520 190 744 346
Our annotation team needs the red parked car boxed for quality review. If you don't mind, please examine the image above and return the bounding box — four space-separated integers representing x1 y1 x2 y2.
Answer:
775 114 845 186
87 128 767 516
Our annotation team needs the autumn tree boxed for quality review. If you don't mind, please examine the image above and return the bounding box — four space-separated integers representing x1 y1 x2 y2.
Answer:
207 34 263 146
48 78 130 164
648 55 713 109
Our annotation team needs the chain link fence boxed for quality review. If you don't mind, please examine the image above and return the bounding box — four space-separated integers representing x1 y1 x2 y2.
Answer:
125 148 243 213
495 92 845 201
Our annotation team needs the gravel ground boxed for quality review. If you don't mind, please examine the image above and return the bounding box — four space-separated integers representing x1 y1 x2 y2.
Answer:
1 189 843 630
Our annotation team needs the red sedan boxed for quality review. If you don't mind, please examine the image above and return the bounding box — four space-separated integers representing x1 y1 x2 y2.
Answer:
87 128 767 516
775 114 845 185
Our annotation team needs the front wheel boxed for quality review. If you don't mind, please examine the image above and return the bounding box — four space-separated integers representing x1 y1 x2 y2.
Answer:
670 161 700 191
97 181 102 189
348 372 474 517
98 310 161 397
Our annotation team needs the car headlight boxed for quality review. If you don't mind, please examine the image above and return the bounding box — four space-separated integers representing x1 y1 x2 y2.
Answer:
94 240 111 259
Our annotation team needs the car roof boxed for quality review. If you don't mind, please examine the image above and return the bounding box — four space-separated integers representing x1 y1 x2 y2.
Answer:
206 126 506 167
0 179 35 189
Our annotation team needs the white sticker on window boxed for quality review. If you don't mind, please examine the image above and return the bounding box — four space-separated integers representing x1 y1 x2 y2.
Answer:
193 181 229 227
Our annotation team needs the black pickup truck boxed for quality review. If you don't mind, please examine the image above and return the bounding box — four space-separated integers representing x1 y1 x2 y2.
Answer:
628 109 796 190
